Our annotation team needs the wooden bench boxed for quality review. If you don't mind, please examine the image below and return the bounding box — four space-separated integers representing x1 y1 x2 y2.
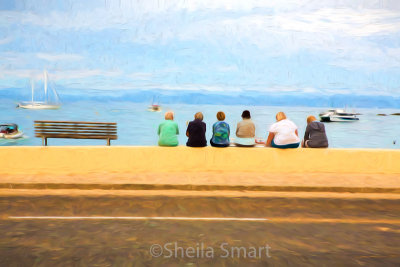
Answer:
34 120 117 146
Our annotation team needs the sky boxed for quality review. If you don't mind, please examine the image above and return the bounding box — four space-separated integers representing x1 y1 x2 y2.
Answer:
0 0 400 97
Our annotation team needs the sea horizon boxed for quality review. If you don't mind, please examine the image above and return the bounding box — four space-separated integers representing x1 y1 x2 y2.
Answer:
2 87 400 109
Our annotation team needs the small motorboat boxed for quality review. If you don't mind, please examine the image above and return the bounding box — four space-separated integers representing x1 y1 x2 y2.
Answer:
0 124 24 139
319 109 359 122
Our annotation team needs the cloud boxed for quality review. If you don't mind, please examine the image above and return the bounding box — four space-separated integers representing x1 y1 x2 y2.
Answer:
0 36 12 45
36 53 83 62
174 9 400 70
0 68 122 80
127 72 154 80
275 8 400 37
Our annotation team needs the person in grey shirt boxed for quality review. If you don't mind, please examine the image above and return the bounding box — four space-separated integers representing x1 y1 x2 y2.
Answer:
302 115 329 148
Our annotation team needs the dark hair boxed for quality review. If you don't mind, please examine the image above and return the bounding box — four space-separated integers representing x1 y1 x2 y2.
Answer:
241 110 251 119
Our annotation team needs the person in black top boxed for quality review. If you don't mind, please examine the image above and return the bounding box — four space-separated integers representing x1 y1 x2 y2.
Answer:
302 115 329 148
186 112 207 147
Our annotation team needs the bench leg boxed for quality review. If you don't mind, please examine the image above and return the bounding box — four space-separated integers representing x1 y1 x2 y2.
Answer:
107 138 110 146
42 137 48 146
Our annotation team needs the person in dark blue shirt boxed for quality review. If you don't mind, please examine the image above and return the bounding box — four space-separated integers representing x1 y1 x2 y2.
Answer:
186 112 207 147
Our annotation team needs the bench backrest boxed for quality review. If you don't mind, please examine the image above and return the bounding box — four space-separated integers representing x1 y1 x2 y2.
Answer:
34 121 118 141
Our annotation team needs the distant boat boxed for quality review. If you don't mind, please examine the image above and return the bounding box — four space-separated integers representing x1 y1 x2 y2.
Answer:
148 96 161 112
0 124 24 139
319 109 359 122
17 70 61 109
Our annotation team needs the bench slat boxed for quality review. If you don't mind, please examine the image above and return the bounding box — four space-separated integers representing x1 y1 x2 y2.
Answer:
35 134 117 139
35 130 117 134
35 127 117 131
34 125 116 129
34 120 116 125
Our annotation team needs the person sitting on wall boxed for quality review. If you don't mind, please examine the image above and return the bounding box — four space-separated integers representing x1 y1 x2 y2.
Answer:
210 111 230 147
302 115 329 148
186 112 207 147
158 111 179 147
235 110 256 147
266 111 300 149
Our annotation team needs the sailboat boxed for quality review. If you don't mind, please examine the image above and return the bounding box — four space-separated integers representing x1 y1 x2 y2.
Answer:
17 70 61 109
147 96 161 112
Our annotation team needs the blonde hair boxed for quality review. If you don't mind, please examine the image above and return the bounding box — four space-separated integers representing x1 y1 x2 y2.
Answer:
276 112 287 122
194 112 203 120
216 111 225 121
307 115 317 124
165 111 174 120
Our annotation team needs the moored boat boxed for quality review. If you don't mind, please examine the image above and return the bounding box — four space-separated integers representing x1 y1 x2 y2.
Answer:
147 96 161 112
319 109 359 122
0 124 24 139
17 70 61 110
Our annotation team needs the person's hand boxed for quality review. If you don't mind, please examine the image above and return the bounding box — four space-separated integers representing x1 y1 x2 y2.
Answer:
255 138 265 144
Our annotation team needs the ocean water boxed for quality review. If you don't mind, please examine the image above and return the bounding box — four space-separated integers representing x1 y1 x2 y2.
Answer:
0 99 399 149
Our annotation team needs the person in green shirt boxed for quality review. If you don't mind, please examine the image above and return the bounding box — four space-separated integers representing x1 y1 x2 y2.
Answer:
158 111 179 146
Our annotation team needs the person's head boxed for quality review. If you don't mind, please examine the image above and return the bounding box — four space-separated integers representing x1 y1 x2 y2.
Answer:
241 110 251 119
194 112 203 121
164 111 174 120
307 115 317 124
276 112 287 122
216 111 225 121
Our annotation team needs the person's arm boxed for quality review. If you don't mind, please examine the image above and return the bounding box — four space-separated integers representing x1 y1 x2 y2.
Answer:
186 122 190 137
157 124 161 136
303 125 310 142
295 129 298 136
228 124 230 137
176 123 179 135
266 132 274 147
236 123 239 136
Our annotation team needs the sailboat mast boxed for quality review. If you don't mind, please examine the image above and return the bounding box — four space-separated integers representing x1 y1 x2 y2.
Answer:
31 79 35 103
44 70 48 103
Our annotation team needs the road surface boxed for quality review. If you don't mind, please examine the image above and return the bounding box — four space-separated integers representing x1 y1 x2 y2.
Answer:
0 190 399 266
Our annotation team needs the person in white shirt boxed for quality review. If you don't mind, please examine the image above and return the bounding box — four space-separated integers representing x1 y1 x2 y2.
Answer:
266 112 300 149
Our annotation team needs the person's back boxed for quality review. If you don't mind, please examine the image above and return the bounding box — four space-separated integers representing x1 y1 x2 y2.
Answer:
158 112 179 147
236 119 255 138
303 117 328 148
266 112 300 149
269 119 299 145
235 110 256 147
211 111 230 147
186 112 207 147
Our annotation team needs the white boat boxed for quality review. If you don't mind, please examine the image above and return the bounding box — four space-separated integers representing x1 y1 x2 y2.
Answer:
319 109 359 122
17 70 61 109
0 124 24 139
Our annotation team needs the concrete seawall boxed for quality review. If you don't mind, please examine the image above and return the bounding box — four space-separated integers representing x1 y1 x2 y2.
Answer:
1 146 399 175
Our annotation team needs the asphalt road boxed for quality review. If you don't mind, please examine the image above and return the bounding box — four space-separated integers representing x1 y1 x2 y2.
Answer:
0 192 399 266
